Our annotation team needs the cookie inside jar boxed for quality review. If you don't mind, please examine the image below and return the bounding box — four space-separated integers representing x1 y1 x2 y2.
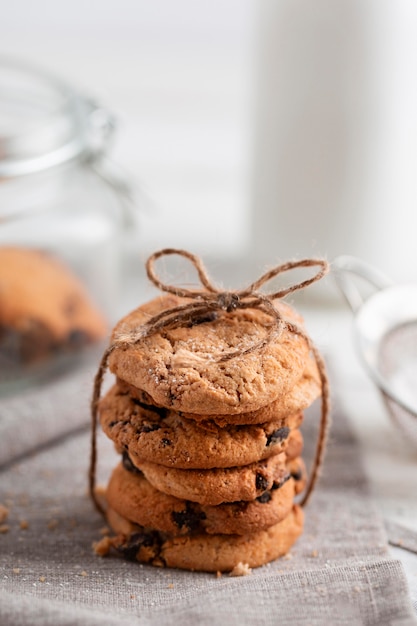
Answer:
0 246 108 391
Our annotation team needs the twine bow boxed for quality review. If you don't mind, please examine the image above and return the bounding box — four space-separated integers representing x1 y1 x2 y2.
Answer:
90 248 330 514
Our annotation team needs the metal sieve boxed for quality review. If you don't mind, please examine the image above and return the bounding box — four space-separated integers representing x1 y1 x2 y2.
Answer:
333 255 417 443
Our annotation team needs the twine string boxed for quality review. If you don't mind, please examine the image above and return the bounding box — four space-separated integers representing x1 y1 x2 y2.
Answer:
89 248 330 515
146 248 328 301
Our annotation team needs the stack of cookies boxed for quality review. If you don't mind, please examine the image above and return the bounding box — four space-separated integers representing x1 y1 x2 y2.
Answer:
93 288 323 573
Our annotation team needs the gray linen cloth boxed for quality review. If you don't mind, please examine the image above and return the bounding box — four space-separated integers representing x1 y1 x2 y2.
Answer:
0 371 416 625
0 359 99 469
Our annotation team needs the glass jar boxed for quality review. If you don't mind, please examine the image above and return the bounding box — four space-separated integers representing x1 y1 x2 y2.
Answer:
0 58 129 393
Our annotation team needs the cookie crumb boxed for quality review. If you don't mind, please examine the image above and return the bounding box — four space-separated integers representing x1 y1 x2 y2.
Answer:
19 520 29 530
311 550 318 558
167 583 174 589
282 552 293 560
130 594 136 600
229 562 252 577
93 536 113 557
0 524 10 534
0 504 9 523
13 568 20 574
216 571 222 578
80 570 88 577
39 576 46 583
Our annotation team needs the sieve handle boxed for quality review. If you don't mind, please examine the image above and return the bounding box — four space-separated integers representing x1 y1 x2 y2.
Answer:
332 255 392 313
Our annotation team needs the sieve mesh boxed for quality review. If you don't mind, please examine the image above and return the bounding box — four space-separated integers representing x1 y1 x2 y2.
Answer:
378 321 417 441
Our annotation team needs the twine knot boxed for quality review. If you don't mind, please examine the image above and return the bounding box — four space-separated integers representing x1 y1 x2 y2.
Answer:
129 248 330 352
217 292 240 312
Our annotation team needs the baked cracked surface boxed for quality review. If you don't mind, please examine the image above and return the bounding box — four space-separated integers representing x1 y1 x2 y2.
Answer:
108 294 311 415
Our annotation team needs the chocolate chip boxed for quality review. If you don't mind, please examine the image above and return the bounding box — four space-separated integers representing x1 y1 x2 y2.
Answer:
117 532 160 561
256 491 272 503
168 390 177 403
266 427 290 446
122 452 143 476
291 469 303 481
255 473 269 492
110 419 128 428
171 504 206 532
271 473 291 490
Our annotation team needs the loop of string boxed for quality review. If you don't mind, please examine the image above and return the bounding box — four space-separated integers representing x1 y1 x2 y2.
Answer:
90 248 330 515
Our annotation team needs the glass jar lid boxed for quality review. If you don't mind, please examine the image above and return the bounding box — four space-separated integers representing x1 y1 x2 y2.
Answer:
0 57 115 179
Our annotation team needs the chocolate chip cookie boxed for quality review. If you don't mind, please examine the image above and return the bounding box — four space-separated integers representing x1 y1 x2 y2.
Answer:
105 503 304 572
100 383 302 469
106 462 295 535
0 246 107 365
117 354 320 427
132 452 289 506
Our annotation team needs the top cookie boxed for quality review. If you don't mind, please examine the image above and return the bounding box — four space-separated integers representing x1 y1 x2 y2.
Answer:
108 294 310 415
117 353 320 427
0 247 107 363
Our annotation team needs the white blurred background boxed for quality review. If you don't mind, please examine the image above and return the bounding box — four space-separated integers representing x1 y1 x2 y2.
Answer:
2 0 417 283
